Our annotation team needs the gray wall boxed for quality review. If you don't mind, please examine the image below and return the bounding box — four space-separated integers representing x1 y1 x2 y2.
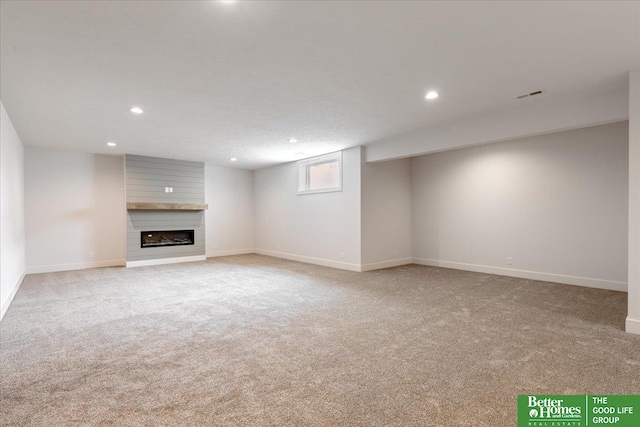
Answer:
1 101 25 319
361 157 412 268
26 148 125 271
411 121 629 290
254 147 362 270
205 165 255 256
125 155 205 262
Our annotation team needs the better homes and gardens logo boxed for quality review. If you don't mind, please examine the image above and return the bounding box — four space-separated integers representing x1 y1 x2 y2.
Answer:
522 395 583 425
518 395 640 427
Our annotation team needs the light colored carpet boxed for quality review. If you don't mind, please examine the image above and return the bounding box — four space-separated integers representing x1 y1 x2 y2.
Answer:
1 254 639 426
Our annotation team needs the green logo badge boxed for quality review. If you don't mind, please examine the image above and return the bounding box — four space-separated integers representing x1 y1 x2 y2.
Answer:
518 395 640 426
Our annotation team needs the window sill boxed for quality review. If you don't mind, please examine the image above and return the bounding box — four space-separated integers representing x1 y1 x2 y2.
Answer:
297 187 343 196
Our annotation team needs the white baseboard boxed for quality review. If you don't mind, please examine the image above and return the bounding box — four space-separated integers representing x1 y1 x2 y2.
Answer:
207 249 255 258
254 251 411 272
626 317 640 335
26 259 125 275
255 249 361 272
360 258 413 272
412 258 627 292
1 270 25 321
126 255 206 268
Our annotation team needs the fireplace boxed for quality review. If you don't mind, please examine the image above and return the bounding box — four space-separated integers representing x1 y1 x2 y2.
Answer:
141 230 195 248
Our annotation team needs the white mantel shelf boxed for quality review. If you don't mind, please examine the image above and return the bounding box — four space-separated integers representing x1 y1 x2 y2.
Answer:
126 202 208 211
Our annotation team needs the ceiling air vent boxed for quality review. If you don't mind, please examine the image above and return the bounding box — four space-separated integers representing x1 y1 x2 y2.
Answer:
516 89 545 100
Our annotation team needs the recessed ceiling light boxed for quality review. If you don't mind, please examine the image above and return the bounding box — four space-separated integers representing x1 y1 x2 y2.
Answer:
425 91 439 100
289 138 298 143
220 0 236 3
230 157 238 162
107 142 117 147
130 107 144 114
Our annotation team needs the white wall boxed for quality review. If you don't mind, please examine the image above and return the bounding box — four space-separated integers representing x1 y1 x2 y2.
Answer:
205 165 254 257
361 157 412 270
411 121 629 291
1 101 26 319
25 147 125 273
628 70 640 334
254 146 362 270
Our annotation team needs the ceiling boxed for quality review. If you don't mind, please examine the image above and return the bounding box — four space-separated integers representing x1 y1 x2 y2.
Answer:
1 1 639 169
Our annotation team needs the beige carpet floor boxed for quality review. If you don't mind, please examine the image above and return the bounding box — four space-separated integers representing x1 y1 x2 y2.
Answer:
1 254 639 426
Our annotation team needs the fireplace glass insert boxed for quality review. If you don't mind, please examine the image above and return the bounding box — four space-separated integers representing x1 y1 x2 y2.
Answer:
141 230 195 248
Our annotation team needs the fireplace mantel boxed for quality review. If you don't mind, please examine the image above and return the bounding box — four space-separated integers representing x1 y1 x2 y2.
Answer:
126 202 208 211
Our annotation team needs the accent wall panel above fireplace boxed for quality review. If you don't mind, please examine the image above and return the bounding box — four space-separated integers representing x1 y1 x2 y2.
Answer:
126 155 204 204
125 155 206 266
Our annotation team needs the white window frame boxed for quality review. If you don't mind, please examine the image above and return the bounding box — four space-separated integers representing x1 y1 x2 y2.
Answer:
297 151 343 195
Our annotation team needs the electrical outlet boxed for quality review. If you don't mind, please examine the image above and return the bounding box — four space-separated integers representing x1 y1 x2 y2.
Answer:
89 251 95 258
339 252 345 260
506 257 512 265
213 243 219 249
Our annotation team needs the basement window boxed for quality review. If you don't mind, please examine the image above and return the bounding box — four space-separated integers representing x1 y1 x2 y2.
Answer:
297 151 342 195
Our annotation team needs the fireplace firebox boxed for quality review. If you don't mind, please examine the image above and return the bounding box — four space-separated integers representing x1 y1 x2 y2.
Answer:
141 230 195 248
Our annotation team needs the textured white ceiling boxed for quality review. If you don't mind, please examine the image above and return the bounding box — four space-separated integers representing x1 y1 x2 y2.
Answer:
1 1 639 169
